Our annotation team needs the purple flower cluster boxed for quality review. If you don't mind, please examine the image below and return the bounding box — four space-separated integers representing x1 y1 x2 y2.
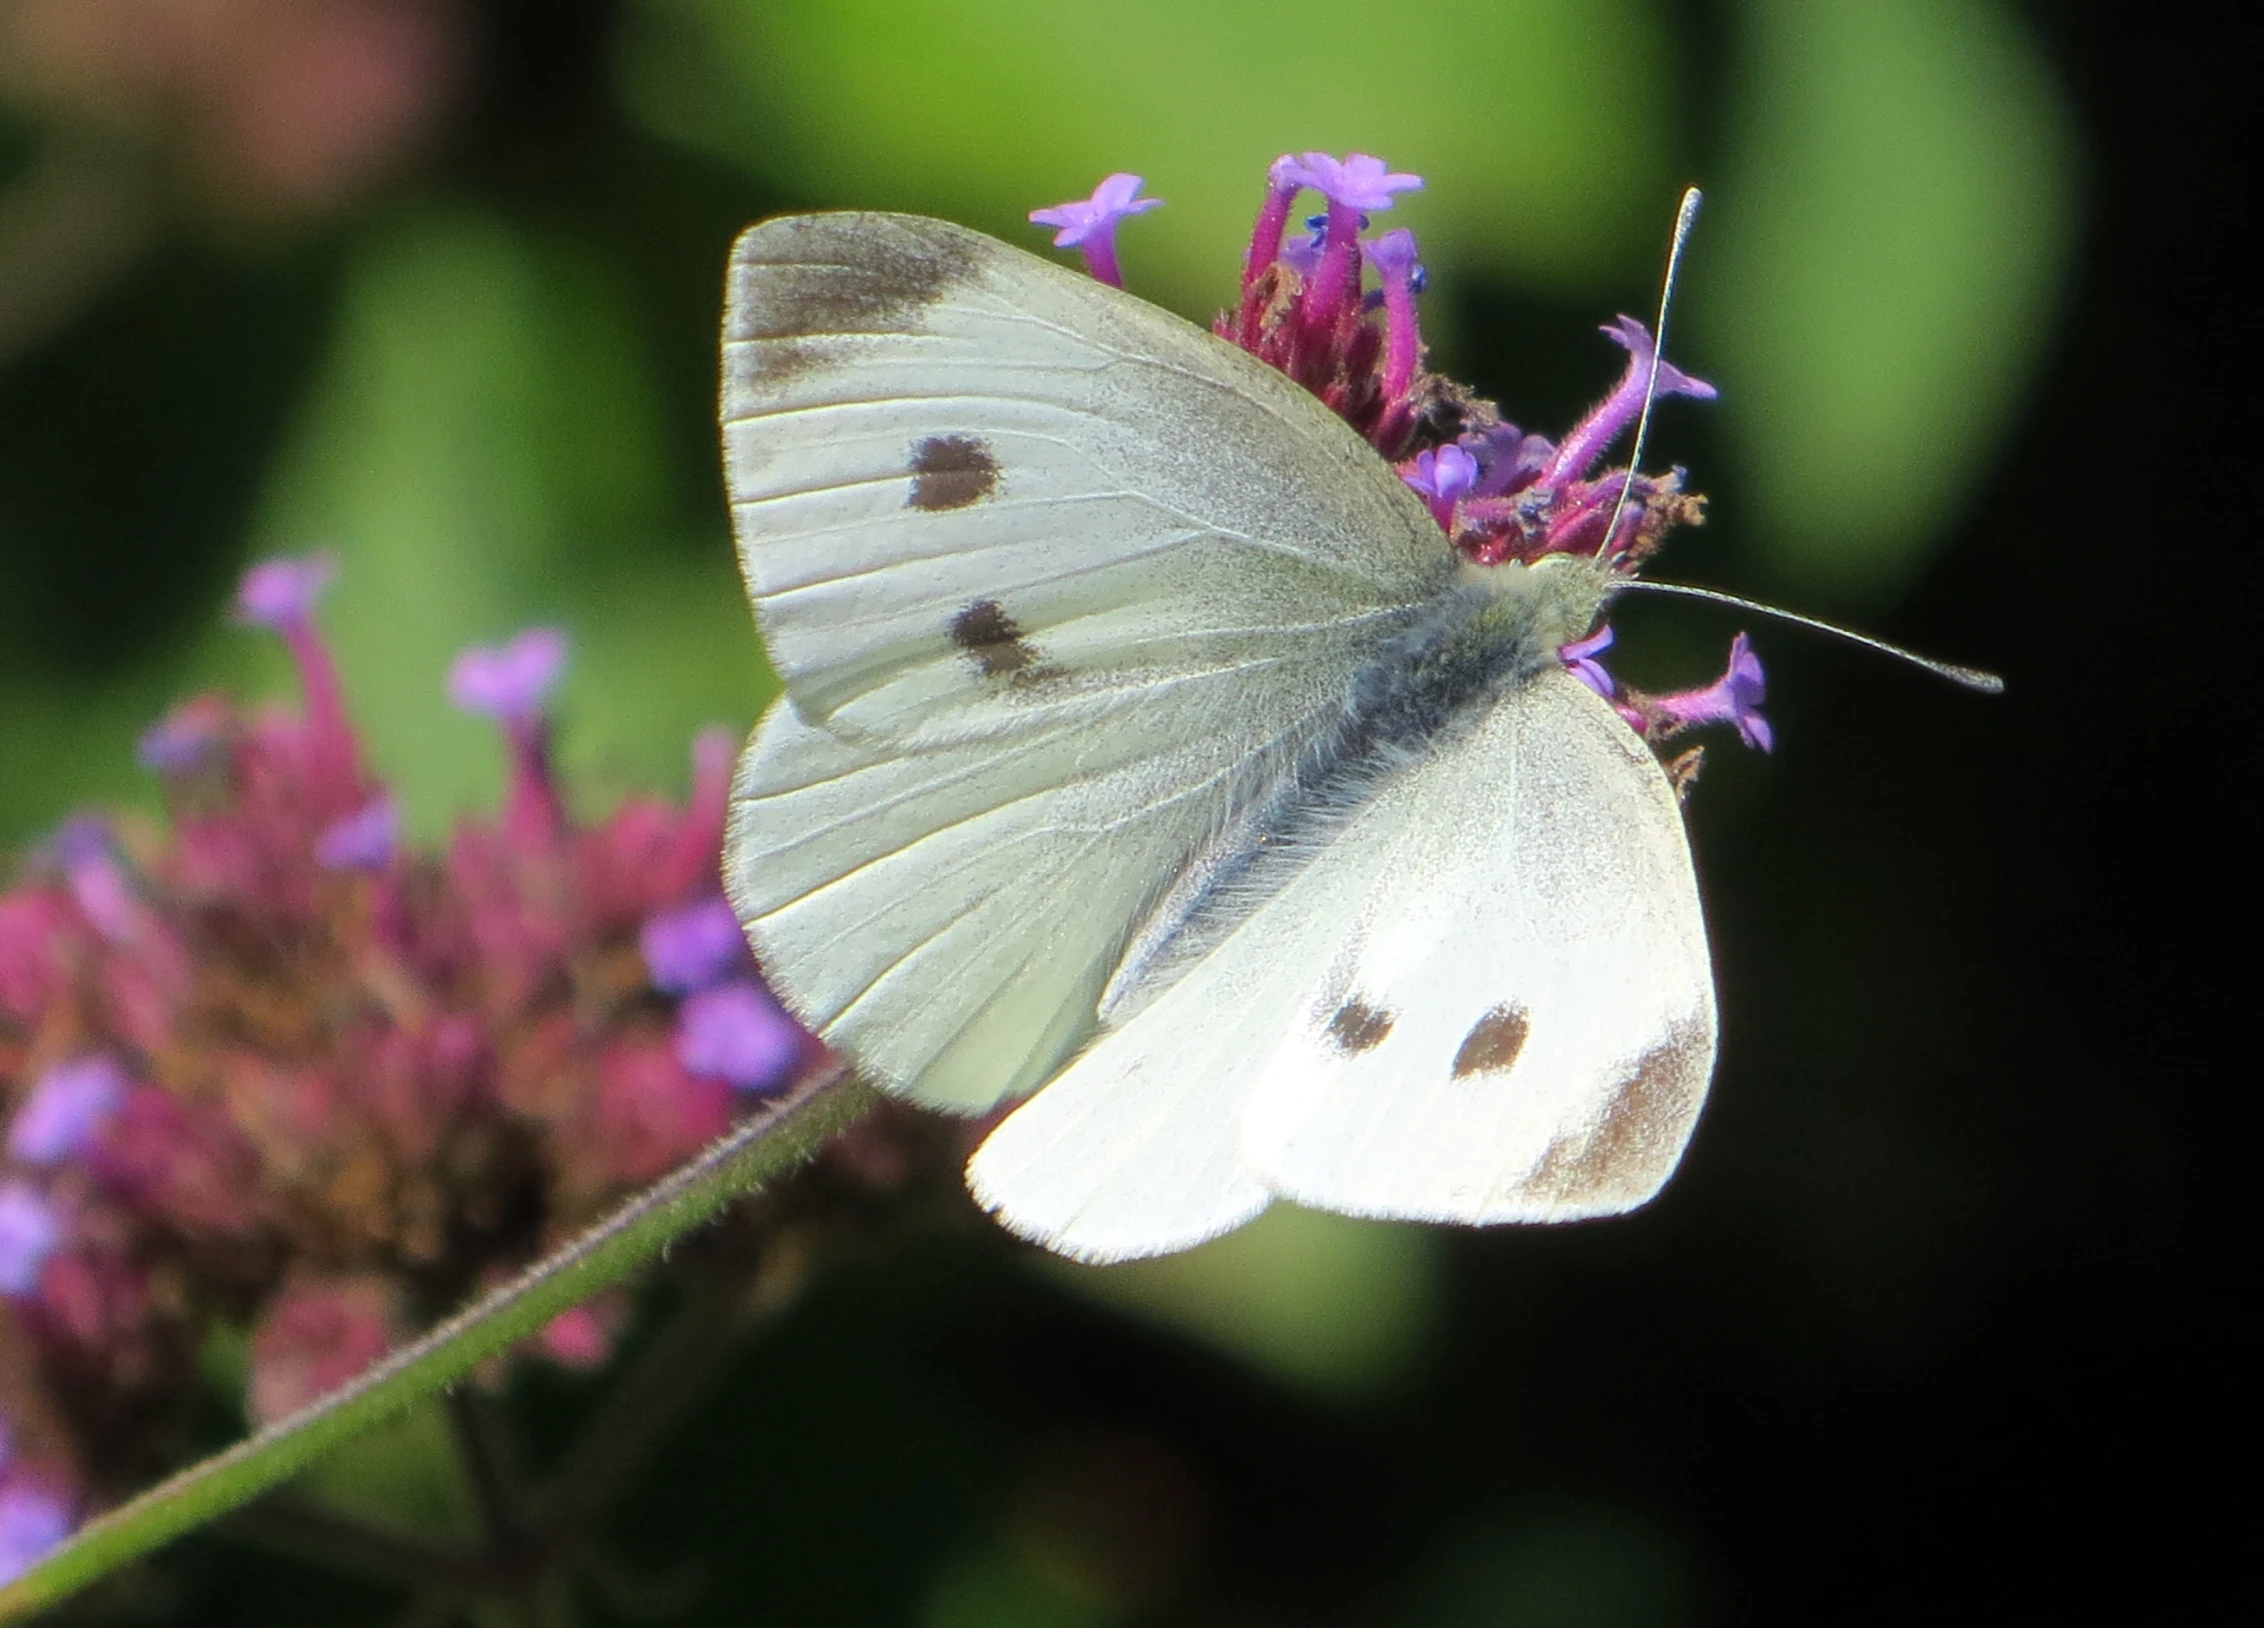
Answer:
1034 155 1773 755
0 558 815 1561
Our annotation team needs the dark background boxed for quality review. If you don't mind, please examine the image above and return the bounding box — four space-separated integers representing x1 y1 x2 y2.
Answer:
2 1 2240 1622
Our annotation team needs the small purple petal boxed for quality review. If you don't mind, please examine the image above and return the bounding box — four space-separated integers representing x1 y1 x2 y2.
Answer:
1362 227 1421 278
0 1481 73 1585
9 1056 127 1165
448 629 568 720
1402 444 1479 504
676 979 801 1092
1029 172 1162 246
1559 625 1618 698
234 554 336 630
314 795 399 872
1031 173 1160 289
1278 152 1424 212
137 696 231 775
1600 314 1717 402
1278 215 1327 276
640 895 749 995
1655 632 1772 751
0 1185 59 1296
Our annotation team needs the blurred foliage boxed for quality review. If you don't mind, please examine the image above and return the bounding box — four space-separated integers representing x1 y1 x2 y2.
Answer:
0 0 2109 1620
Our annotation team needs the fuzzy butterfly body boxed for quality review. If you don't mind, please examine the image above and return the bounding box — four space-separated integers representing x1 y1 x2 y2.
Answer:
721 204 1717 1262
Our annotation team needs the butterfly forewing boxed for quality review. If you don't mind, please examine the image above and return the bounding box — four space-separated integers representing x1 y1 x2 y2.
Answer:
723 213 1453 1114
1240 669 1716 1221
722 213 1450 749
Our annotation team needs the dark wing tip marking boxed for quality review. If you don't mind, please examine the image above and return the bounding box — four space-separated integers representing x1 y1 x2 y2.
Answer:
1326 998 1395 1054
1451 1004 1531 1078
908 435 1001 511
1527 1024 1709 1205
949 599 1039 678
726 215 986 389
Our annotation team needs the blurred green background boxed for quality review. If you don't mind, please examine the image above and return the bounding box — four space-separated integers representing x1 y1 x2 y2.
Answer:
3 1 2236 1623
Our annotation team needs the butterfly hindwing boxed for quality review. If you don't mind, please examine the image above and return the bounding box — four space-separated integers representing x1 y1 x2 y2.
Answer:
1240 668 1717 1221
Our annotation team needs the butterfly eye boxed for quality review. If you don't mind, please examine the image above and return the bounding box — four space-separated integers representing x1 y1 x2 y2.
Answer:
1450 1003 1532 1078
907 434 1000 510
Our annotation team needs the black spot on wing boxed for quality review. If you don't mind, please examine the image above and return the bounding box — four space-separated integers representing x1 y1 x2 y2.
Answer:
1451 1004 1530 1078
1326 999 1394 1054
908 435 1000 510
950 600 1039 678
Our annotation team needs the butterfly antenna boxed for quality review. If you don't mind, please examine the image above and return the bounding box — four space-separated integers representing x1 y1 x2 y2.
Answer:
1599 186 1705 568
1613 579 2004 692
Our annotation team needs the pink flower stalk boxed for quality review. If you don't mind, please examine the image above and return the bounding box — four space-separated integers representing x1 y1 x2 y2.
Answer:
234 553 362 817
1029 173 1161 288
1653 632 1773 751
450 628 570 850
0 556 819 1527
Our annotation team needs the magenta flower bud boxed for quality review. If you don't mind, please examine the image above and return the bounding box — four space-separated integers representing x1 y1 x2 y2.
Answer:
234 554 336 630
640 895 748 994
1030 172 1162 289
448 628 568 720
9 1056 128 1165
1559 625 1618 699
1541 315 1717 491
0 1184 59 1296
0 1479 73 1586
313 794 398 872
676 979 802 1092
1656 633 1773 751
1402 444 1478 532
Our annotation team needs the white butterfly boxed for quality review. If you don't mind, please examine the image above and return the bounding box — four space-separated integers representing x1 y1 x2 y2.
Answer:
719 208 1716 1263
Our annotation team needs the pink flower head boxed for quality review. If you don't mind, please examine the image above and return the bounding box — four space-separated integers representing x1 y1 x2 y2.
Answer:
9 1056 128 1165
448 628 568 721
1277 152 1424 212
676 979 802 1092
313 794 398 872
1559 625 1618 699
234 553 336 630
1402 443 1478 532
1656 633 1772 751
1030 173 1161 288
0 1184 59 1296
640 894 749 995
